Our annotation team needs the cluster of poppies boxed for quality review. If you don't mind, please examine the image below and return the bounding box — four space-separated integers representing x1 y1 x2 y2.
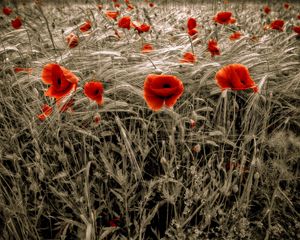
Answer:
187 8 300 60
38 63 104 120
37 59 258 120
65 0 152 49
262 4 300 34
3 1 298 120
2 6 22 29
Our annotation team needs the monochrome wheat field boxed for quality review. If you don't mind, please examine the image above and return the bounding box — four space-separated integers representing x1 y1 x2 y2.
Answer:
0 0 300 239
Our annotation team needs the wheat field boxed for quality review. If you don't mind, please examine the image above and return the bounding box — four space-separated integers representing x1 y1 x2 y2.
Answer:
0 0 300 239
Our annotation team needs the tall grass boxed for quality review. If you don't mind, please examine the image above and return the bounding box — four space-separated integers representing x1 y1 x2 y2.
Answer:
0 0 299 239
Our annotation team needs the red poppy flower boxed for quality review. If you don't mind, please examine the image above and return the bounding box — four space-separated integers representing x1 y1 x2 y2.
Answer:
118 16 131 30
263 6 271 14
229 31 242 40
144 74 184 111
115 3 121 8
187 17 197 30
298 14 300 20
42 63 79 100
180 52 196 63
141 43 154 53
37 104 53 121
213 11 236 25
80 20 91 32
215 64 258 92
14 67 33 74
3 6 12 16
208 40 220 57
132 21 151 33
270 19 284 31
293 26 300 35
66 33 79 48
284 3 289 9
149 3 154 7
188 28 198 37
84 81 104 105
11 17 22 29
106 11 119 20
125 0 130 3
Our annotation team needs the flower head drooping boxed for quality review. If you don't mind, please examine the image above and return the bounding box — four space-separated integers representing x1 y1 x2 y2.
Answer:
180 52 196 63
188 28 198 37
14 67 33 74
213 11 236 25
229 31 242 41
187 17 198 38
118 16 131 30
37 104 53 121
3 6 12 16
141 43 154 53
66 33 79 48
270 19 284 31
263 6 271 14
187 17 197 30
208 39 220 57
80 20 92 32
144 74 184 111
41 63 79 101
106 11 119 20
84 81 104 105
11 17 22 29
132 21 151 34
283 3 290 9
215 64 258 92
293 26 300 35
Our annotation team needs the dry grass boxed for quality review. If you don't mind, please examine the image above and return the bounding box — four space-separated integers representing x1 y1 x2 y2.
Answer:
0 0 300 239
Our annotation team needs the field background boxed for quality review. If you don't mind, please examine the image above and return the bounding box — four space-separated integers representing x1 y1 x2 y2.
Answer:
0 0 300 239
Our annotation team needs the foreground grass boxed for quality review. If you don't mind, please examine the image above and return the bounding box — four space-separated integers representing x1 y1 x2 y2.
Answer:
0 1 300 239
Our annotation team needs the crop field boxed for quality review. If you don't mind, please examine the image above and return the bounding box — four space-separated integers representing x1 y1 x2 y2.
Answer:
0 0 300 239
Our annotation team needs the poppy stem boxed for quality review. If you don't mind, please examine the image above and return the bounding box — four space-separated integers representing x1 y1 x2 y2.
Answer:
123 29 130 45
35 3 57 55
188 36 195 55
145 56 157 69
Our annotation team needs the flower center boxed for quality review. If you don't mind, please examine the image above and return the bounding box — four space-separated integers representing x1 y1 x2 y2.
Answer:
57 77 61 86
94 89 100 95
163 83 171 88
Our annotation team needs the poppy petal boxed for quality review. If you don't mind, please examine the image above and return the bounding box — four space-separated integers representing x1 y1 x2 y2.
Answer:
60 66 79 84
187 18 197 30
41 63 62 84
215 64 258 92
144 94 164 111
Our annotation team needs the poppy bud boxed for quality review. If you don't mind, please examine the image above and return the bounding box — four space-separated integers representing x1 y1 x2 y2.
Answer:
192 144 201 153
93 113 101 125
190 119 196 128
232 184 239 193
254 172 260 180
